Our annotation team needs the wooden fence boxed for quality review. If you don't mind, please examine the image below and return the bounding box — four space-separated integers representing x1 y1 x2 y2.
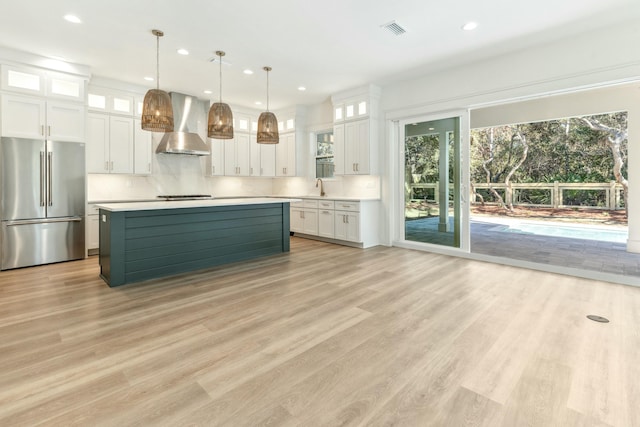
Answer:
409 181 625 210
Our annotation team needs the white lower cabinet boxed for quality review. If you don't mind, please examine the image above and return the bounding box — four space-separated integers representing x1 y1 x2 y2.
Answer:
318 209 335 238
290 198 378 247
334 211 360 242
86 204 100 254
290 200 318 235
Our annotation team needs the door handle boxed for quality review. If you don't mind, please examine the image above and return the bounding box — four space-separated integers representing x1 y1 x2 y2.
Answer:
6 217 83 226
39 152 45 206
47 152 52 206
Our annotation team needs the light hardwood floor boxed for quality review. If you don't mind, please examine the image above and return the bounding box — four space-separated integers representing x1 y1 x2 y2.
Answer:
0 237 638 426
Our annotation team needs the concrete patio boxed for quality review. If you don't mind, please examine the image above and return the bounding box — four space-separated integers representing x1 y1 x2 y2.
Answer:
405 217 640 278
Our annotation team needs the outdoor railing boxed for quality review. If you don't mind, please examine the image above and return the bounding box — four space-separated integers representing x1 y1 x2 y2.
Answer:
409 181 625 210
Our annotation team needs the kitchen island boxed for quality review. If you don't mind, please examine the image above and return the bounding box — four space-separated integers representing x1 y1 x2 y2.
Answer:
95 198 296 287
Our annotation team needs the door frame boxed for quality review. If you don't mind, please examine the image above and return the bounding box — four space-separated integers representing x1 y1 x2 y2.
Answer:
392 109 471 254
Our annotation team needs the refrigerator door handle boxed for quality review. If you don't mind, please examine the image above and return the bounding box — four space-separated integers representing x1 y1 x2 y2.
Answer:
5 217 83 226
40 151 45 206
47 152 53 206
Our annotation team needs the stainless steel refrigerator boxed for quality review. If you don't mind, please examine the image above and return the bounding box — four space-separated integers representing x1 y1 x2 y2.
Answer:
0 137 85 270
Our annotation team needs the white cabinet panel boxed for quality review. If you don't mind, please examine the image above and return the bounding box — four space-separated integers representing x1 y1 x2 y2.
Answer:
134 119 152 175
87 113 133 174
276 132 296 176
87 214 100 250
1 95 84 142
1 95 45 139
209 138 225 176
109 116 134 174
333 124 345 175
318 209 335 238
46 102 85 142
334 211 360 242
290 208 318 235
224 133 250 176
86 113 109 173
260 143 276 177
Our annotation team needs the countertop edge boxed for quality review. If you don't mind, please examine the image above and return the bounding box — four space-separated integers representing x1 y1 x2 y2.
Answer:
95 197 302 212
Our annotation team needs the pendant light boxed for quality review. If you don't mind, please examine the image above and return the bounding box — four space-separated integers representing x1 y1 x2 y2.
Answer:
207 51 234 139
257 66 279 144
141 29 174 132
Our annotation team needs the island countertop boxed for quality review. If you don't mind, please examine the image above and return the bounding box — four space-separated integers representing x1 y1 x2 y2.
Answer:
95 197 301 212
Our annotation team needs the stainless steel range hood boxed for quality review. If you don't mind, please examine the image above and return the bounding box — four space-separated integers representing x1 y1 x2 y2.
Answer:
156 92 210 156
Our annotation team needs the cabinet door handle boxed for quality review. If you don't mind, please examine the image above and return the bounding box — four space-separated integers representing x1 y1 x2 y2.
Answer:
41 125 45 136
105 161 109 171
346 215 349 224
250 167 253 175
355 163 359 172
212 165 215 174
148 163 151 172
110 161 114 171
48 125 51 137
260 167 263 175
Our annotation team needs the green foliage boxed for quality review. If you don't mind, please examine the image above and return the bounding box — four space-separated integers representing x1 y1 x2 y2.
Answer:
469 112 627 184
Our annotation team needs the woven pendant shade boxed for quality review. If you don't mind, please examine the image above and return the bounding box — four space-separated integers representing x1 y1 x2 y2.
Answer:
207 51 233 139
257 112 279 144
141 29 174 132
257 66 279 144
208 102 234 139
141 89 174 132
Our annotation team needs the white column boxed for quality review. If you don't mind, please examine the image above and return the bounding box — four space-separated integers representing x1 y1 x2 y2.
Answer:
627 107 640 253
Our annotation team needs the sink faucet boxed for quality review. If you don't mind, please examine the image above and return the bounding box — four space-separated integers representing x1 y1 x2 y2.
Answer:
316 178 325 197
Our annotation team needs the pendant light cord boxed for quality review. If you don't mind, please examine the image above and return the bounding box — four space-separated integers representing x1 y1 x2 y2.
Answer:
219 54 222 103
156 34 160 90
266 69 270 112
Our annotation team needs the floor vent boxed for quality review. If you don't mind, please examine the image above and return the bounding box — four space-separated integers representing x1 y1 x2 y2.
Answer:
381 21 407 36
587 315 610 323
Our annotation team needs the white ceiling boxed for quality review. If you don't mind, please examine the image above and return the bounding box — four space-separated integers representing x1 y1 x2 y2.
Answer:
1 0 639 110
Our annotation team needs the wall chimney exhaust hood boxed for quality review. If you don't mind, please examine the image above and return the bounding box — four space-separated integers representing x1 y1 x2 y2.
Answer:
155 92 210 156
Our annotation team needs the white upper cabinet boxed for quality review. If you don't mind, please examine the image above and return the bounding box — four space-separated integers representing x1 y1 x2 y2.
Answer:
209 138 225 176
134 119 152 175
331 85 380 175
0 94 84 141
1 65 85 102
46 101 85 142
86 112 134 174
333 99 368 124
87 86 134 115
224 134 250 176
276 132 296 177
260 144 277 177
0 95 45 138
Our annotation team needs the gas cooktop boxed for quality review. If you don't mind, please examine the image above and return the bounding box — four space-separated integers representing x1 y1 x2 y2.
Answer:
157 195 213 201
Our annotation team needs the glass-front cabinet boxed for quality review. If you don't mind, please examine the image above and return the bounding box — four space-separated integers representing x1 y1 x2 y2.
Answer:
316 130 334 178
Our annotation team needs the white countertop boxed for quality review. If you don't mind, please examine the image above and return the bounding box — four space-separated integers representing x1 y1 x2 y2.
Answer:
281 195 380 201
95 197 301 212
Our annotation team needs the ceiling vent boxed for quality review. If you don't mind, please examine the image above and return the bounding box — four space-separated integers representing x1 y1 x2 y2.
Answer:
382 21 407 36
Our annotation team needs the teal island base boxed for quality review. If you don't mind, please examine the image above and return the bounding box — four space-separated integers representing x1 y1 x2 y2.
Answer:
97 199 291 287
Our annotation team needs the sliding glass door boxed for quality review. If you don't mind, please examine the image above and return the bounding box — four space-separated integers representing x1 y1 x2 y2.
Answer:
399 113 467 249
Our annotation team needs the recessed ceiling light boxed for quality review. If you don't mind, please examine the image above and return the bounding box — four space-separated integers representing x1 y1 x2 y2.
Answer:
203 90 212 94
63 14 82 24
462 22 478 31
144 76 154 81
243 69 254 75
254 101 262 105
177 48 189 55
298 86 306 91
